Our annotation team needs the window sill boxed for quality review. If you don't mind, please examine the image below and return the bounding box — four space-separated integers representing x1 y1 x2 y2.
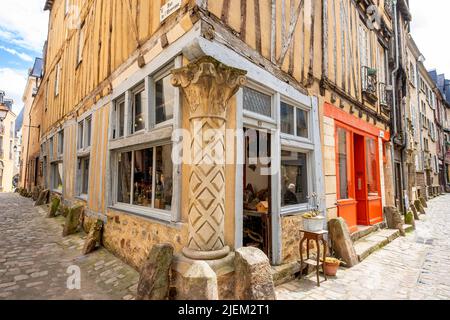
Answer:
110 203 175 224
280 204 310 217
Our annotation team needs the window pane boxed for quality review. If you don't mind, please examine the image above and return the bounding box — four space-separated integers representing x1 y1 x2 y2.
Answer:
133 148 153 207
78 122 83 149
155 145 173 210
337 128 349 199
117 152 132 204
155 75 175 124
281 151 308 206
296 109 308 138
118 100 125 138
82 158 90 195
280 102 294 135
366 138 378 196
243 87 272 117
52 163 62 191
132 88 146 133
86 117 92 147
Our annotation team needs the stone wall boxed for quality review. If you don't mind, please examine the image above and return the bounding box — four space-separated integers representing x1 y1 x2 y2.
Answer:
102 209 189 271
281 215 303 263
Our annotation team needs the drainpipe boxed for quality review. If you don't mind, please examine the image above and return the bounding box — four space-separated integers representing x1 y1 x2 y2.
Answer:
390 0 399 208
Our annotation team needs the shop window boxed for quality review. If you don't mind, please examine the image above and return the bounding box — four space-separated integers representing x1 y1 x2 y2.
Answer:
115 144 173 212
130 83 146 134
366 138 378 196
337 128 349 199
280 150 308 207
155 74 175 125
243 87 272 118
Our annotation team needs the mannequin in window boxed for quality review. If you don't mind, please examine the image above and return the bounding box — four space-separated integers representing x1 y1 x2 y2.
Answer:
284 183 299 205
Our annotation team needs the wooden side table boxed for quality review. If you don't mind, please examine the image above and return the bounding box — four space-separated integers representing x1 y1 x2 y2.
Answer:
299 230 328 287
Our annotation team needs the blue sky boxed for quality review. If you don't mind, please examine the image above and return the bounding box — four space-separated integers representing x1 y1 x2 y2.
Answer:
0 0 49 115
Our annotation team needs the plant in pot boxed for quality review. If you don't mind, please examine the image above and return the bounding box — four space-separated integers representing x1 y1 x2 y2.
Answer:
322 257 341 277
302 193 325 232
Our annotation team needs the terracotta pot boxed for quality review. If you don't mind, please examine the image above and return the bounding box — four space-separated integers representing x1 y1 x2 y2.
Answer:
324 262 340 276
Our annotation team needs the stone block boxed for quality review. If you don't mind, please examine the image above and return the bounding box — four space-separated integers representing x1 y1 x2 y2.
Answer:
419 197 428 208
328 218 359 267
234 247 276 300
384 207 406 236
47 197 60 218
410 204 420 220
34 189 49 206
405 211 415 228
137 243 174 300
172 256 218 300
62 205 84 237
82 220 104 255
414 200 426 215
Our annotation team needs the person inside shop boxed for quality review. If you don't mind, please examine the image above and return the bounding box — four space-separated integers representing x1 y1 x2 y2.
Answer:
284 183 298 205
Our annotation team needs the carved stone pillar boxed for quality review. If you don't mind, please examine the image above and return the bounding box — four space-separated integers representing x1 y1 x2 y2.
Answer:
172 56 246 260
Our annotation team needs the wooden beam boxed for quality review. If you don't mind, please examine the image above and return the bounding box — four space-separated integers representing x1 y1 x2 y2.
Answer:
278 0 305 65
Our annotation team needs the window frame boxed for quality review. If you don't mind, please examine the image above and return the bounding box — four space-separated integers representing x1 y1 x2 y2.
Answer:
108 59 181 223
76 21 85 66
280 96 311 144
76 112 93 199
242 82 276 124
54 61 61 97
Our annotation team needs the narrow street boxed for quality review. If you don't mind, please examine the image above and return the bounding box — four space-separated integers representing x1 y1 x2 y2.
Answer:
2 192 450 300
0 193 139 300
276 194 450 300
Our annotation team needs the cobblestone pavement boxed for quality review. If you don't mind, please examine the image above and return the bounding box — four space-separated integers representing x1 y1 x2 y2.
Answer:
277 195 450 300
0 193 139 300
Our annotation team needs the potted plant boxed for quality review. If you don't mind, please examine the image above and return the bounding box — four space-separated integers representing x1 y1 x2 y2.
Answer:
323 257 341 276
302 192 325 232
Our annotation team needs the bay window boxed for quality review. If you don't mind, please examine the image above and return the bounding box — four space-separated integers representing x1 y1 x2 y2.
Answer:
109 60 180 221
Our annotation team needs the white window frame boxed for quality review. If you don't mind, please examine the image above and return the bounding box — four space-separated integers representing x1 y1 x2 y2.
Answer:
242 82 276 125
280 96 313 145
152 64 176 129
108 58 181 223
57 129 64 157
129 82 147 135
76 112 93 199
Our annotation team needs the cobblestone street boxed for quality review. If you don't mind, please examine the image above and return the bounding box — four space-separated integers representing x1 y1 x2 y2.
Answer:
0 193 139 300
277 194 450 300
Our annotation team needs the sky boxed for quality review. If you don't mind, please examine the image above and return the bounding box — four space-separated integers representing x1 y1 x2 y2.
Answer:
0 1 449 115
410 0 450 77
0 0 49 115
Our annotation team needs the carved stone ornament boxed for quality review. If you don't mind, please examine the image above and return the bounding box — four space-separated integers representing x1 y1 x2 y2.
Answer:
171 56 246 261
171 56 247 120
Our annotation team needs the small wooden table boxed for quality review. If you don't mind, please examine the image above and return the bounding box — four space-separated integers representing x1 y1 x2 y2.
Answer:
299 230 328 287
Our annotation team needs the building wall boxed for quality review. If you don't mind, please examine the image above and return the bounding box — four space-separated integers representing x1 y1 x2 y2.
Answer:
0 111 17 192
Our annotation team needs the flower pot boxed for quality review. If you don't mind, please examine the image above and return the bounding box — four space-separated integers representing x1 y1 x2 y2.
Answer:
324 262 340 277
303 216 325 232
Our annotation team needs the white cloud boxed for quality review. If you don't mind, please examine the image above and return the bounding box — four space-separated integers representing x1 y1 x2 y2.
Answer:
0 1 49 53
0 46 33 62
410 0 450 77
0 68 28 114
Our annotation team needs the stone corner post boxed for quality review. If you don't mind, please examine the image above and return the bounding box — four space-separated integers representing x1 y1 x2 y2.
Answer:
171 56 247 261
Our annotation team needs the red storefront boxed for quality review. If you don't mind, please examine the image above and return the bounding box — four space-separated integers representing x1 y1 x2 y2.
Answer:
325 103 390 233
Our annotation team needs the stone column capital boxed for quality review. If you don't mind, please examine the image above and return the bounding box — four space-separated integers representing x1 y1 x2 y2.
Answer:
171 56 247 120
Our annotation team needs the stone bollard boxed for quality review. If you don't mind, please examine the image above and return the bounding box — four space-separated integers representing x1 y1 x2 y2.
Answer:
419 197 428 208
414 200 426 215
34 189 50 206
234 247 276 300
384 206 406 237
82 220 104 255
47 197 61 218
328 218 359 267
62 204 84 237
137 243 174 300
